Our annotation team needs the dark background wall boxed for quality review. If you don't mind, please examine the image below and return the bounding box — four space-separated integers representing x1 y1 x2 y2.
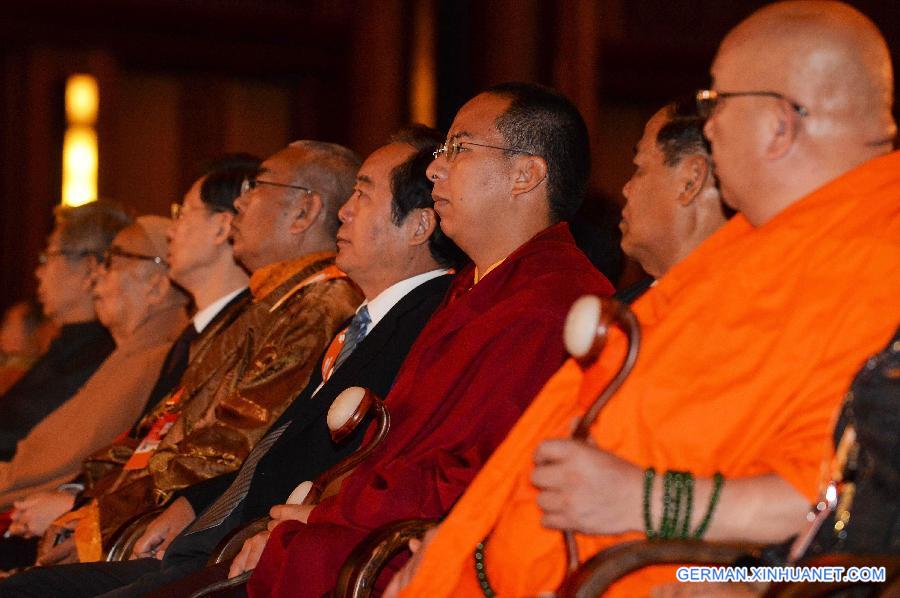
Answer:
1 0 898 311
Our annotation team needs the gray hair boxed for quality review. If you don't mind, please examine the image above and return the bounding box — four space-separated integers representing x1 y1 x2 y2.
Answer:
53 200 132 258
288 140 361 236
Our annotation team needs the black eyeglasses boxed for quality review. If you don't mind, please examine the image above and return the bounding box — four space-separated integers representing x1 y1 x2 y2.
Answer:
102 246 167 270
37 249 97 265
433 140 532 162
240 177 314 196
696 89 809 119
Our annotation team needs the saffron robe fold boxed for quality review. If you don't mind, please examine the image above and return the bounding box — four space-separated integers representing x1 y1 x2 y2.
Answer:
400 151 900 597
248 223 614 598
78 254 361 554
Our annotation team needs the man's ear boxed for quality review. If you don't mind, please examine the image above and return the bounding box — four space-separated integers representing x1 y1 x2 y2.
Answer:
510 155 548 197
288 192 323 234
144 269 172 306
676 155 711 206
764 101 799 160
211 211 235 245
81 256 101 292
407 208 437 247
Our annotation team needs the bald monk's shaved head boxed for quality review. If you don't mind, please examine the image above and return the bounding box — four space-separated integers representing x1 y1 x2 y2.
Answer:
705 0 896 225
721 0 894 143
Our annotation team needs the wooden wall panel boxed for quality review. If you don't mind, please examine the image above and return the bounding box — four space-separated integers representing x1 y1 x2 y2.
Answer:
109 73 180 217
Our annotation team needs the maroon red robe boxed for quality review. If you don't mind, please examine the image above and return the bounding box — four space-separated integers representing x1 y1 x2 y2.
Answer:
248 223 614 598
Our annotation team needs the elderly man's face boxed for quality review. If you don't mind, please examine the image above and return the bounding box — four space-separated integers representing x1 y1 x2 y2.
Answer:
34 229 96 324
168 178 229 287
336 143 417 295
92 228 162 332
232 148 311 272
425 93 514 252
621 110 685 275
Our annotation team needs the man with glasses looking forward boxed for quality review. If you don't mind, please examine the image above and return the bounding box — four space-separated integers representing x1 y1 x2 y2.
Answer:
0 159 259 569
85 142 360 561
0 217 189 555
387 2 900 597
245 83 613 598
0 144 363 590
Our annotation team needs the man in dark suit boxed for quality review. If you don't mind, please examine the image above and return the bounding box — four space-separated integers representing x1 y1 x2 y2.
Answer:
0 126 463 597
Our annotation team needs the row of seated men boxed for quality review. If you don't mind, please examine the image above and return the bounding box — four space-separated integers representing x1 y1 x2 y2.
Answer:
0 1 896 596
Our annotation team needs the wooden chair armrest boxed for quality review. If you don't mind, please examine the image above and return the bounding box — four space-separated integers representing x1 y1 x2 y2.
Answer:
105 507 164 562
332 518 440 598
207 516 270 566
557 539 765 598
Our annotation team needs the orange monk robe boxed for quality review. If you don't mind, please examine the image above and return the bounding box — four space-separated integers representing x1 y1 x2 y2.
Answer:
401 151 900 597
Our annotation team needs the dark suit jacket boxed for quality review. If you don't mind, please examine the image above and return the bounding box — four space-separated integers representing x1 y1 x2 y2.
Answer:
170 273 453 556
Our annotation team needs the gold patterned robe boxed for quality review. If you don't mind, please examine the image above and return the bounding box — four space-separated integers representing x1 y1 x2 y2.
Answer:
75 252 361 556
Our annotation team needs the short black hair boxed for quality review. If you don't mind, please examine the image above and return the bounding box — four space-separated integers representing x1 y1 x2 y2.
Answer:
484 82 590 222
388 125 466 269
657 97 711 166
200 153 261 213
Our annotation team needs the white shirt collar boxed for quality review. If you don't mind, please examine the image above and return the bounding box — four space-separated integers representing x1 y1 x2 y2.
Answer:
357 269 449 336
193 286 247 333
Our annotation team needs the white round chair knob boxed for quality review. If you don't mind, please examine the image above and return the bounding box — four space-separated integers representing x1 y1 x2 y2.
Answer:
286 480 313 505
328 386 379 443
564 295 605 361
328 386 367 432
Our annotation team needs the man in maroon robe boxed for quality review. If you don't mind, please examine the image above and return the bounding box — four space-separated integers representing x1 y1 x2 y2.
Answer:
241 82 615 598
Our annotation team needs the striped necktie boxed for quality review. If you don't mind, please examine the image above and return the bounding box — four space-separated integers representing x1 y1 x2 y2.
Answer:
186 420 290 533
332 306 371 373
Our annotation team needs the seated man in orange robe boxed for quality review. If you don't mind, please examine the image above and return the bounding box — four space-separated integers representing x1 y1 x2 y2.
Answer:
390 2 900 597
241 84 615 598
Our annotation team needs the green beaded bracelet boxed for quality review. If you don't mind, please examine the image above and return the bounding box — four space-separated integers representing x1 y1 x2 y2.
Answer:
692 472 724 539
644 469 724 540
679 473 694 539
643 467 657 539
660 471 674 538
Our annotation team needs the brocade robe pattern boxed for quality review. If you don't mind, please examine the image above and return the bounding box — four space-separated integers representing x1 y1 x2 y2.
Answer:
86 253 361 550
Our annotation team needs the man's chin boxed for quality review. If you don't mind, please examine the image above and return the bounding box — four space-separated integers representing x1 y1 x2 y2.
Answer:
335 255 354 275
436 216 455 237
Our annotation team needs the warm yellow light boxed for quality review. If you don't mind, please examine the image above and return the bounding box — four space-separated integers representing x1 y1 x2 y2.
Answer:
62 126 98 207
65 74 99 125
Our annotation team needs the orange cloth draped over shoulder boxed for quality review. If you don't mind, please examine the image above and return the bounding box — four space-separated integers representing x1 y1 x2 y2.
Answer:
401 152 900 598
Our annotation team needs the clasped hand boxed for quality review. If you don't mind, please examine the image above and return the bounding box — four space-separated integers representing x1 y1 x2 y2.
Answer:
227 502 314 579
